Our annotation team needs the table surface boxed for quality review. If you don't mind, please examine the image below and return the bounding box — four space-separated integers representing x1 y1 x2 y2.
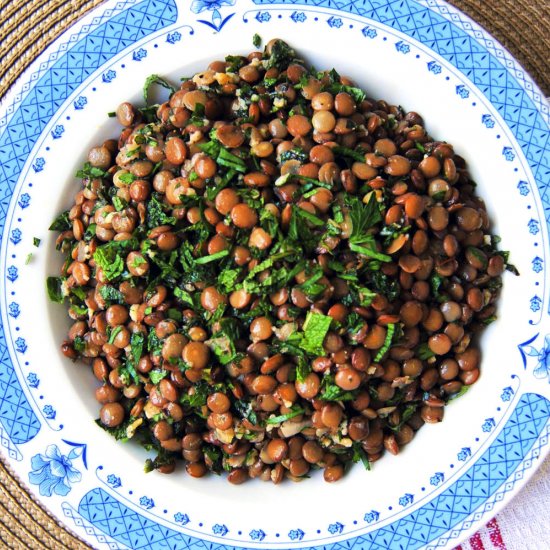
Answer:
0 1 549 548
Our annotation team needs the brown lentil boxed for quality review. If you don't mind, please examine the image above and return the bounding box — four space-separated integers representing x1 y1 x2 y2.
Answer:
49 39 509 486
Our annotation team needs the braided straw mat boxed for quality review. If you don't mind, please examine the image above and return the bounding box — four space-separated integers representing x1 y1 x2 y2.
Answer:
0 1 549 548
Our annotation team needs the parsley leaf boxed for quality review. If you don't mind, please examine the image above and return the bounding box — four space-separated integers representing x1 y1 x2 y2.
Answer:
252 33 262 48
374 323 396 362
217 267 241 293
46 276 65 303
347 193 382 242
319 373 357 401
332 145 366 163
266 405 305 425
146 194 176 228
94 246 125 281
76 162 107 180
130 332 145 369
49 210 71 231
264 39 297 71
149 369 168 384
143 74 176 105
325 82 366 104
300 311 333 356
234 400 259 425
416 342 435 360
99 285 125 304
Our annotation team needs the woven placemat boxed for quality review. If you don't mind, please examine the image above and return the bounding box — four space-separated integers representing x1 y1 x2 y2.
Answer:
0 1 548 548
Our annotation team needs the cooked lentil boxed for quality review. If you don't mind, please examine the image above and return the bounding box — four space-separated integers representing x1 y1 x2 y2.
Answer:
47 38 515 483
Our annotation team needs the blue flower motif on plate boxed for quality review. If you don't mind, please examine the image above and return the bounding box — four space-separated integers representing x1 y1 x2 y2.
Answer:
501 386 514 401
26 373 39 388
191 0 233 12
74 96 87 110
132 48 147 61
522 334 550 380
10 229 22 245
328 522 344 534
530 295 542 312
528 219 540 235
102 70 116 83
395 41 410 54
427 61 442 74
327 16 343 28
166 31 181 44
212 524 228 536
457 447 471 461
15 337 27 353
7 266 18 282
18 193 31 208
192 0 235 31
288 528 305 540
139 496 154 509
532 257 543 273
249 529 266 541
481 114 495 128
32 157 45 172
456 85 470 98
256 11 271 23
106 474 121 488
430 472 444 486
399 493 414 507
517 180 529 195
502 147 515 161
51 125 64 139
482 417 496 432
291 11 306 23
174 512 190 525
364 510 380 523
361 26 377 38
28 444 82 497
43 405 56 420
8 302 20 318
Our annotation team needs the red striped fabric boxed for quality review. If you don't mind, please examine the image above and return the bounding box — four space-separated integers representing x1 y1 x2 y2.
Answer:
486 518 506 549
453 518 507 550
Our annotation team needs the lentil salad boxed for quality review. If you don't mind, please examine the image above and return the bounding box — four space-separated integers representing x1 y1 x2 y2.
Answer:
47 38 515 483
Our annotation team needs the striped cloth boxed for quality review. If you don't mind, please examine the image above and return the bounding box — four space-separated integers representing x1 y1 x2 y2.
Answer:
454 454 550 550
455 519 505 550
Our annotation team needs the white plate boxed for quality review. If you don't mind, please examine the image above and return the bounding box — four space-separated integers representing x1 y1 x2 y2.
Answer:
0 1 549 549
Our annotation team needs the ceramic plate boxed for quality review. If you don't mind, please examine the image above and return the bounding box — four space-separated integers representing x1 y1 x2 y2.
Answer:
1 1 549 549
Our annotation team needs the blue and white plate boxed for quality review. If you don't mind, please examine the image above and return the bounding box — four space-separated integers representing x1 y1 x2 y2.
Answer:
1 1 549 549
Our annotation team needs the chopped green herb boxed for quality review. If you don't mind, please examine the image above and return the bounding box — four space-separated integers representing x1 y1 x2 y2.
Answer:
76 162 107 180
117 172 136 185
49 210 71 231
416 342 435 360
264 39 296 71
352 442 371 471
143 74 176 105
374 323 396 362
234 400 259 425
99 285 124 303
332 145 366 163
447 384 471 401
46 276 65 303
347 193 382 242
149 369 168 384
73 335 86 354
146 194 176 228
266 405 305 425
299 311 333 356
194 249 230 265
